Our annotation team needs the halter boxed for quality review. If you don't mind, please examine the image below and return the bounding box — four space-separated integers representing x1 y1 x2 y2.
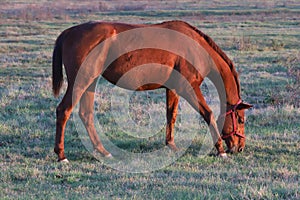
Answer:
221 99 245 140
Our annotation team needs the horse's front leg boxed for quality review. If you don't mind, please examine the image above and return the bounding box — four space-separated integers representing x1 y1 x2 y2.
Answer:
79 79 112 157
165 89 180 151
179 84 227 157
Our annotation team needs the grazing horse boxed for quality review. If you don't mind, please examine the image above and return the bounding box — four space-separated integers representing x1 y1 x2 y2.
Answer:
52 20 252 162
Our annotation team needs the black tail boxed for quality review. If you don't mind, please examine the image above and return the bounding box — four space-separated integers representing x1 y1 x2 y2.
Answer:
52 31 65 97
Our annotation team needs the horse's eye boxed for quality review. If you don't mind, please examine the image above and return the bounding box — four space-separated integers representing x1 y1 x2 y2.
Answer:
238 116 244 124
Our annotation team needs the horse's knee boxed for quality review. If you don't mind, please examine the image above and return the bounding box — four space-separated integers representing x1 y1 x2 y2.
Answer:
203 110 214 125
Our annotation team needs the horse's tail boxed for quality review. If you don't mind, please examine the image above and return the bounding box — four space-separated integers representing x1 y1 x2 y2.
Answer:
52 31 66 98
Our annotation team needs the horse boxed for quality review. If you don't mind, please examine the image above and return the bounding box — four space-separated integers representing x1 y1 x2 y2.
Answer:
52 20 252 162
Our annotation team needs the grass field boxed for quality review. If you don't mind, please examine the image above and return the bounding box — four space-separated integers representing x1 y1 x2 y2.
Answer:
0 0 299 199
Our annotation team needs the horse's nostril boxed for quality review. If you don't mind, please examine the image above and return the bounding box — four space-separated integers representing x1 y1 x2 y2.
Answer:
238 147 244 152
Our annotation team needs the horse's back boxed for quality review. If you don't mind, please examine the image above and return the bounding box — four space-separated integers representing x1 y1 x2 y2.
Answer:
59 21 202 90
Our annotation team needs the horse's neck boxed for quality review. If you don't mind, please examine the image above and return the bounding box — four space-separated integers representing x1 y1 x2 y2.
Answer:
223 71 240 104
193 30 240 107
209 65 240 112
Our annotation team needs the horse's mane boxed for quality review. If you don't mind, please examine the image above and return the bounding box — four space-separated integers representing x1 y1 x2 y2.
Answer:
176 21 241 98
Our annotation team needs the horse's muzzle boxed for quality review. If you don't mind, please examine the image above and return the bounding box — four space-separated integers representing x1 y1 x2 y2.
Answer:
227 145 244 154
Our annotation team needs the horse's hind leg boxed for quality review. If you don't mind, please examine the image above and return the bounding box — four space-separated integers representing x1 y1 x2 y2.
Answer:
79 79 111 157
55 79 98 162
54 85 75 162
166 89 180 151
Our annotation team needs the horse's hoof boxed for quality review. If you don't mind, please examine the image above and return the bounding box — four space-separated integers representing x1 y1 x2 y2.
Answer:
58 158 69 163
105 153 113 158
167 143 179 152
218 153 228 159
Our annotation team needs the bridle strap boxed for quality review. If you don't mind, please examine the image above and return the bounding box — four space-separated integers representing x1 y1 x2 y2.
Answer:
221 99 245 140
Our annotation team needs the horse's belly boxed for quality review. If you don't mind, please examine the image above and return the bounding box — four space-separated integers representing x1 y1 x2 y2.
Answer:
102 62 173 91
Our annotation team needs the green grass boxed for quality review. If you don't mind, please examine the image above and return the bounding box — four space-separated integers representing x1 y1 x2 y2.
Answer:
1 0 299 199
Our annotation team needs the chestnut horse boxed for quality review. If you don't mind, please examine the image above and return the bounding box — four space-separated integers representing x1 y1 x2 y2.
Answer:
52 20 252 162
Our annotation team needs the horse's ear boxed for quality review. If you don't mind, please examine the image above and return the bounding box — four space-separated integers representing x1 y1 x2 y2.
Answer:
237 102 253 110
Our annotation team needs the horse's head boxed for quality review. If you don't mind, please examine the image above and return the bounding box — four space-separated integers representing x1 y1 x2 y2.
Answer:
218 100 252 153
